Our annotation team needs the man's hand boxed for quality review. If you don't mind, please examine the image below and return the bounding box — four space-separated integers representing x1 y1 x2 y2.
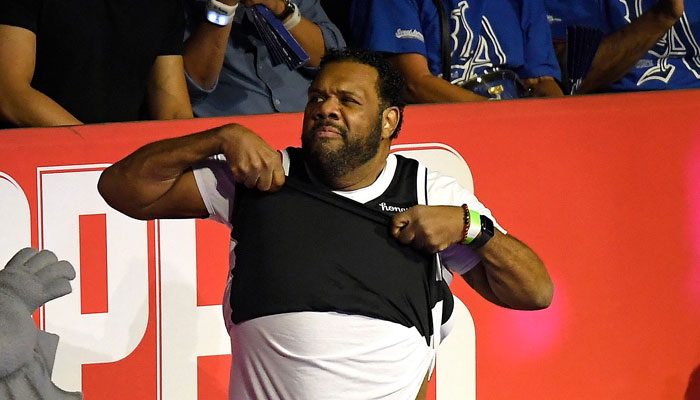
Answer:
521 76 564 97
240 0 286 17
390 205 464 253
216 124 285 191
656 0 684 22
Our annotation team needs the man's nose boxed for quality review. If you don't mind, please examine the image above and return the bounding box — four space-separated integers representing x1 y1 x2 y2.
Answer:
315 97 340 120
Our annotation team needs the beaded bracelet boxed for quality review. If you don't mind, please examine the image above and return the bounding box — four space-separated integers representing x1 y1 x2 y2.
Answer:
460 204 470 245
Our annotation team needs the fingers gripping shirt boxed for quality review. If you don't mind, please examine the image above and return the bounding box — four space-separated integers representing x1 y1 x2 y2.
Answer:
193 150 502 276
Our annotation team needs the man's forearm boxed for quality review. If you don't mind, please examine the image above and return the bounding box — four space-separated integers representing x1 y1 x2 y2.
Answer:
287 18 325 67
98 126 223 218
402 72 487 103
473 231 553 310
147 55 194 120
0 86 82 127
184 22 234 90
579 4 681 93
387 54 487 103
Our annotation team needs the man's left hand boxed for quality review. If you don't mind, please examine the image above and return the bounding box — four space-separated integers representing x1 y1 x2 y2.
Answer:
391 205 464 253
240 0 287 18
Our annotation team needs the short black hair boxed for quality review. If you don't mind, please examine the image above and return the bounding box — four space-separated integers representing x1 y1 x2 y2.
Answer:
319 48 406 139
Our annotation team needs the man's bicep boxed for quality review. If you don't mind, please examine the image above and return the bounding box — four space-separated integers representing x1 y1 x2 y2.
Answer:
99 166 207 221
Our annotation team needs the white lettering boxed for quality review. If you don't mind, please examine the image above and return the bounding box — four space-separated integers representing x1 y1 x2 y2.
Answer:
378 202 409 213
39 167 149 392
159 219 231 399
395 28 425 42
0 172 31 264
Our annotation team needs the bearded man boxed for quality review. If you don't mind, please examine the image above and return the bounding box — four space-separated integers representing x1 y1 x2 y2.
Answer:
98 48 553 400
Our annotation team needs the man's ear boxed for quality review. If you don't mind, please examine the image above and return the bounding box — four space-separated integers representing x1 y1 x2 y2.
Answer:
381 106 400 139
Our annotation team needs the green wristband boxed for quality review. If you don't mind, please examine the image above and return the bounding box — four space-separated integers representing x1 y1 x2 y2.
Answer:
464 210 481 244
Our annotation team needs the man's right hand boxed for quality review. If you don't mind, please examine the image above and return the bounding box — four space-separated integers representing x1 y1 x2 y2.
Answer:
216 123 285 191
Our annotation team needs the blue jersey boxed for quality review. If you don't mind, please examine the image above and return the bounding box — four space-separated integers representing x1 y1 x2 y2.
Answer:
545 0 700 91
349 0 561 84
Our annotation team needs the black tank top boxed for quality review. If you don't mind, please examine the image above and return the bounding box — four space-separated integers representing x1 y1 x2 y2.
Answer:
229 147 453 343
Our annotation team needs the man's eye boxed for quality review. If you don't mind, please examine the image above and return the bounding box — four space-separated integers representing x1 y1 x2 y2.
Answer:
342 98 358 104
310 96 324 103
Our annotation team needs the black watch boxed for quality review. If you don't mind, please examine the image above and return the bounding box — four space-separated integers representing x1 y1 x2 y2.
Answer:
468 215 494 249
277 0 295 20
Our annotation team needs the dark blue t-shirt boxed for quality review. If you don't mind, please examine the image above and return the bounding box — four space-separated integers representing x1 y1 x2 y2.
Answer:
544 0 700 91
349 0 560 84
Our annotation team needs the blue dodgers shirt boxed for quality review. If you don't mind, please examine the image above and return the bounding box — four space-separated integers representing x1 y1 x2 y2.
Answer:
349 0 560 84
545 0 700 91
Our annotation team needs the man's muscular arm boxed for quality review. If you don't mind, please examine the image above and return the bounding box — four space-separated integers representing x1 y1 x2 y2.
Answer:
461 232 553 310
391 205 553 310
183 0 239 90
578 0 684 93
184 0 328 91
98 123 284 220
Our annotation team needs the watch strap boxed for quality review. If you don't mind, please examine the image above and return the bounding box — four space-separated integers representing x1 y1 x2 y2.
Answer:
468 215 494 249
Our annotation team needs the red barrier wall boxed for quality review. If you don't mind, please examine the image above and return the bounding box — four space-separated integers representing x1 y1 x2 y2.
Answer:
1 89 700 399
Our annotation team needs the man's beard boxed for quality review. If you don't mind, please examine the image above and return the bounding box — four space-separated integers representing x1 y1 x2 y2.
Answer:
301 116 383 184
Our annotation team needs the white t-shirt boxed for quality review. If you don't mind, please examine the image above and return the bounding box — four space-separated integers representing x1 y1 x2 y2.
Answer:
193 151 504 400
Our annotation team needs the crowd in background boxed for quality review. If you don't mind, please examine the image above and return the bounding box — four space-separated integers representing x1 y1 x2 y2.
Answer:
0 0 696 129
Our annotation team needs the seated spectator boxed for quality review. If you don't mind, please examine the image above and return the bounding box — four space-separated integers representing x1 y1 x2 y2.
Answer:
0 0 193 129
545 0 697 93
183 0 345 117
349 0 563 103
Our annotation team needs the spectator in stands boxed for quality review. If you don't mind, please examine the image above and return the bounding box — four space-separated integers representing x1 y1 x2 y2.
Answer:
545 0 698 93
0 0 193 129
349 0 563 103
183 0 345 117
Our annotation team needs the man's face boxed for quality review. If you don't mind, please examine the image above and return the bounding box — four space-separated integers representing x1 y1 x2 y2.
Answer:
301 61 386 182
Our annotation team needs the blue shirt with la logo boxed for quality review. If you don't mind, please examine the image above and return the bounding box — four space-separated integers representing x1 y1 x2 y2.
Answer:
349 0 561 84
545 0 700 91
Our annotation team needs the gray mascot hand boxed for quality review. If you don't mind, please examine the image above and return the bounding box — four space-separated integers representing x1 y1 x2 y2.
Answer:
0 247 83 399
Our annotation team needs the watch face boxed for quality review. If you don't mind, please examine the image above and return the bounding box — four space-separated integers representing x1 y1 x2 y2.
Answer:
280 0 294 19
